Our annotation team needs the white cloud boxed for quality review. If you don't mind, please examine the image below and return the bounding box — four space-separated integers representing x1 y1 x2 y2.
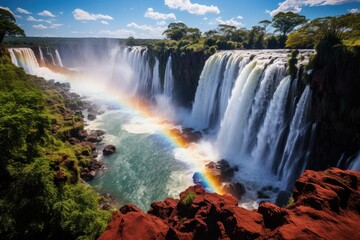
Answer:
216 17 243 27
236 15 243 19
50 23 63 29
72 8 113 21
27 16 44 22
127 22 166 38
203 17 208 20
165 0 220 15
144 8 176 20
156 20 167 26
101 20 109 25
349 8 360 13
38 10 56 17
33 24 48 29
94 14 113 20
16 7 31 14
59 11 64 15
269 0 359 16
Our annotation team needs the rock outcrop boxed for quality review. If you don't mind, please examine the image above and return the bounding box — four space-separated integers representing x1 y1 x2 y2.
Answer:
309 44 360 170
103 145 116 156
98 168 360 240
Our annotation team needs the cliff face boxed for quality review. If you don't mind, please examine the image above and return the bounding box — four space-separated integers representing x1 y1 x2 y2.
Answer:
98 168 360 240
309 45 360 169
171 50 210 107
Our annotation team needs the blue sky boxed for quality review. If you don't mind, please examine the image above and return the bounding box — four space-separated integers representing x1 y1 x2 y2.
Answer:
1 0 360 38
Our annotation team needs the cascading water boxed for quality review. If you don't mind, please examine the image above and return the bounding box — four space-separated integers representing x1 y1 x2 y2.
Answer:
113 47 152 96
277 86 315 187
190 50 316 191
38 46 64 67
54 49 64 67
163 56 174 97
8 48 40 75
151 59 162 95
8 47 67 81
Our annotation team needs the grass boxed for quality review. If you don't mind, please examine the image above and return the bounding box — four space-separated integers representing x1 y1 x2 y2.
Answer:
181 191 196 206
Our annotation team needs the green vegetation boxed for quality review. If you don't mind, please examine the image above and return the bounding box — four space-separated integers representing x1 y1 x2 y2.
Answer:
272 12 307 47
0 8 25 44
286 13 360 48
142 11 308 58
181 191 196 206
287 196 295 207
0 53 111 239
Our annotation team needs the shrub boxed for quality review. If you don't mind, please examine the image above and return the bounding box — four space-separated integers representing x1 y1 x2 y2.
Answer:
181 191 196 206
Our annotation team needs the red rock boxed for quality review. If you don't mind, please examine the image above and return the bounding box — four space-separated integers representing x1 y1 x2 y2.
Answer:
98 211 169 240
120 204 142 214
148 198 179 220
99 168 360 240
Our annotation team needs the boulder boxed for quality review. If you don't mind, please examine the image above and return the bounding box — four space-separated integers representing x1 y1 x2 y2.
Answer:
86 134 102 143
222 182 246 200
275 191 291 207
99 168 360 240
88 111 97 121
103 145 116 156
204 159 238 184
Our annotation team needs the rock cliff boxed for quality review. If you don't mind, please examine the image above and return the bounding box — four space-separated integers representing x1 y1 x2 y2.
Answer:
98 168 360 240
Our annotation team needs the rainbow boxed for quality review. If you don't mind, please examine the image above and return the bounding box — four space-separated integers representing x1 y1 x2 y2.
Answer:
95 85 225 195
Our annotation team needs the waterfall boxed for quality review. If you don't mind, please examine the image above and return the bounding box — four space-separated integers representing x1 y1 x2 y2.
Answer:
251 76 291 170
8 48 40 75
151 59 162 95
112 47 152 95
8 47 67 82
39 47 44 62
277 86 314 187
163 56 174 97
38 46 64 67
190 52 233 129
349 152 360 171
54 49 64 67
190 50 316 188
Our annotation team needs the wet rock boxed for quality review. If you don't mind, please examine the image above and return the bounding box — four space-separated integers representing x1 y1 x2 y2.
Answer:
103 145 116 156
85 134 102 143
222 182 246 200
87 111 97 121
257 191 270 199
77 129 88 140
101 203 111 210
69 137 80 145
275 191 291 207
90 129 106 137
205 159 238 184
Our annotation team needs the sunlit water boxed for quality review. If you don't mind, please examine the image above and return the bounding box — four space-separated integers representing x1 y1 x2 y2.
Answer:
87 108 193 210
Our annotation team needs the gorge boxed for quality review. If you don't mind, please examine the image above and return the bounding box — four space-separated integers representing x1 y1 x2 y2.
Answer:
7 42 360 212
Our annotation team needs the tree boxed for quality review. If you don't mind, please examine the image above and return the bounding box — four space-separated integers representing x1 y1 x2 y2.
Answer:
126 36 136 46
218 24 236 40
231 28 249 43
185 27 201 42
272 12 306 47
286 13 360 48
259 20 272 33
204 29 219 38
247 26 265 49
163 22 188 41
0 8 25 44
